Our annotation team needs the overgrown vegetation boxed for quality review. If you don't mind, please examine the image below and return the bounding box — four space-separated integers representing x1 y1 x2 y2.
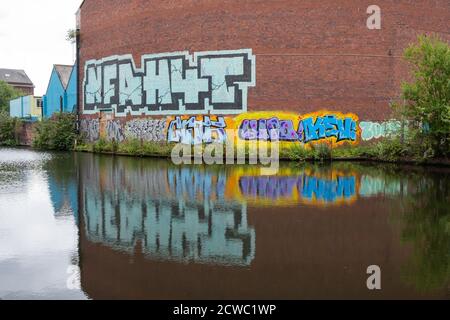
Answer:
0 80 23 113
286 35 450 164
392 35 450 160
33 113 77 151
75 138 173 158
0 111 21 146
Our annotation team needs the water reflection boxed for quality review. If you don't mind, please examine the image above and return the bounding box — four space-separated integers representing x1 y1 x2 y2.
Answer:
81 157 255 265
0 147 449 299
0 148 86 300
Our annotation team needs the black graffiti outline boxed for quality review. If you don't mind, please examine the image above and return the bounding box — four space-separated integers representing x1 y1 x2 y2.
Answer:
84 50 255 116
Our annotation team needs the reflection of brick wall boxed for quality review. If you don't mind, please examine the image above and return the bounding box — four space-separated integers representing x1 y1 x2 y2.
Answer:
78 0 450 121
17 122 35 146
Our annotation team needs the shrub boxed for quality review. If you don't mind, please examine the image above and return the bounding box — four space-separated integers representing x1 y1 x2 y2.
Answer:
0 112 21 146
33 113 77 151
0 81 22 113
312 143 332 161
395 35 450 158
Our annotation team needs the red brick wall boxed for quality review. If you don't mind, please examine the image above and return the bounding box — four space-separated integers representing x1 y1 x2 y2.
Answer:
78 0 450 121
17 122 35 146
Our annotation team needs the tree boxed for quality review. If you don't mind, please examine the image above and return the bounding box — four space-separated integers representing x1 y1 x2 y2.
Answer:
0 81 22 113
399 35 450 158
66 29 77 44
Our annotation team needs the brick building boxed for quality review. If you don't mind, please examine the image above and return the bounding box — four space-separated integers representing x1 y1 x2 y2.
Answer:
76 0 450 144
0 68 34 96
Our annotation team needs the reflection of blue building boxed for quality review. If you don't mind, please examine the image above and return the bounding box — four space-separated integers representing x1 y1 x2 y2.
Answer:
42 64 77 118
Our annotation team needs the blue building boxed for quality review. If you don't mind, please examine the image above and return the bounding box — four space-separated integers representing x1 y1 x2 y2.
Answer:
42 64 77 118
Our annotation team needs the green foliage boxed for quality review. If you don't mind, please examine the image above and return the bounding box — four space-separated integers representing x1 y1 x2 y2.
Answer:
286 143 332 161
76 138 173 158
0 111 21 146
33 113 77 151
398 172 450 292
66 29 78 44
397 35 450 158
0 81 23 113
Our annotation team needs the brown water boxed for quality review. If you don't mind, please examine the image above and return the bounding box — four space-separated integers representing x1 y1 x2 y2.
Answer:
0 147 448 300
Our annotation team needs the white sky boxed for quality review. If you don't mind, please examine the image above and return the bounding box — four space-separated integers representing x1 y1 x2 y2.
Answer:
0 0 83 96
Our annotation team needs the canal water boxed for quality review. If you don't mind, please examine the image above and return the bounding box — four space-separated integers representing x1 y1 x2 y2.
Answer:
0 147 448 300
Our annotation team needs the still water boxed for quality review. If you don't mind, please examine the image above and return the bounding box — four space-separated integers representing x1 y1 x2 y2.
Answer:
0 147 448 300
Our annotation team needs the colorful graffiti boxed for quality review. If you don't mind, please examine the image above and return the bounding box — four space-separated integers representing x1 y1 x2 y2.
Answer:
106 120 125 142
83 49 256 117
125 118 167 142
359 120 403 141
167 115 227 145
80 119 100 142
236 111 359 145
79 110 413 148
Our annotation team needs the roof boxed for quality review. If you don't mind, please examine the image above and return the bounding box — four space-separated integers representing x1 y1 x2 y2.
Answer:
54 65 73 90
0 68 34 86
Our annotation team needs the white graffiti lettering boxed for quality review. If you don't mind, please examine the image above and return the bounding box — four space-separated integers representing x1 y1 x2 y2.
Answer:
83 49 256 117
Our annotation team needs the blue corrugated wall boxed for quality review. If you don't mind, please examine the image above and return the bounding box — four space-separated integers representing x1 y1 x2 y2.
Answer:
9 96 33 119
42 64 77 118
66 63 77 113
43 68 65 118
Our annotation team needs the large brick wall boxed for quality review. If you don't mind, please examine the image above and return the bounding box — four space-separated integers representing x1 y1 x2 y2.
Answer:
78 0 450 121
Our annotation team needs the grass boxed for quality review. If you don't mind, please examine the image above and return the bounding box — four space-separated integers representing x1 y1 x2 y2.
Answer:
75 139 173 158
74 137 449 165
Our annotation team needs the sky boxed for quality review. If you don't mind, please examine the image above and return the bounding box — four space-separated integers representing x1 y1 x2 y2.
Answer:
0 0 83 96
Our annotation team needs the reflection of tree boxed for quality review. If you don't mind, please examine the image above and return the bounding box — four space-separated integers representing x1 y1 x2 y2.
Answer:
399 171 450 292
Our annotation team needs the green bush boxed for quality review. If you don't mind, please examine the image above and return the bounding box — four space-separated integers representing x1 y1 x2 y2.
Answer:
0 81 23 113
0 112 21 146
396 35 450 159
285 143 333 161
33 113 77 151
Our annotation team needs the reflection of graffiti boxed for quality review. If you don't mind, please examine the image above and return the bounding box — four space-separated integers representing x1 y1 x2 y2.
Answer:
125 118 167 142
83 49 256 117
80 119 99 142
106 120 125 142
359 121 403 141
238 112 358 144
239 175 356 204
359 176 403 197
81 158 255 266
168 116 227 145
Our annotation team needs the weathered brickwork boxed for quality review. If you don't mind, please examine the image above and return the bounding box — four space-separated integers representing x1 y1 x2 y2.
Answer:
78 0 450 121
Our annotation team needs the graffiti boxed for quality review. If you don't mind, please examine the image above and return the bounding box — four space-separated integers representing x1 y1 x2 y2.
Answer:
359 120 402 141
125 118 167 142
106 120 125 142
83 49 256 117
168 116 227 145
301 115 357 143
239 118 299 141
239 175 356 204
80 119 99 142
238 111 358 144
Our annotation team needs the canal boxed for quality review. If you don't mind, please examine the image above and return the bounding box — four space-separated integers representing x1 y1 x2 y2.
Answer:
0 147 448 299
